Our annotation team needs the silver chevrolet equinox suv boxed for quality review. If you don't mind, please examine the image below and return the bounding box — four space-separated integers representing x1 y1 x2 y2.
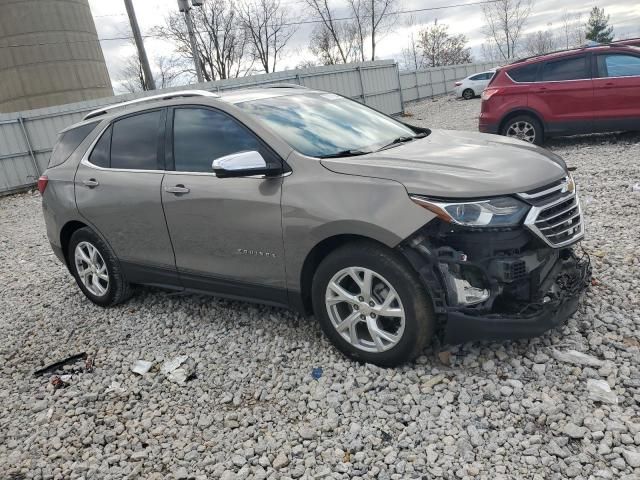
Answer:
40 87 590 366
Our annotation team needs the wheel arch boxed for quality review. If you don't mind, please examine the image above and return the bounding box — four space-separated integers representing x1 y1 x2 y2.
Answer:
297 234 391 315
60 220 89 268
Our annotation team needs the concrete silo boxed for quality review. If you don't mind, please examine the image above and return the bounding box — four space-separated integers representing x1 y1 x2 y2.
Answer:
0 0 114 112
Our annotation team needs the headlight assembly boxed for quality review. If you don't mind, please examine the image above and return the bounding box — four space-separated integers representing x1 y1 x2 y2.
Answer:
410 195 530 227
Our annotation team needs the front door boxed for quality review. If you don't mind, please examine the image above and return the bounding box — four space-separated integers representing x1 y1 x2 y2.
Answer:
75 109 177 285
161 106 287 305
534 54 594 135
593 52 640 131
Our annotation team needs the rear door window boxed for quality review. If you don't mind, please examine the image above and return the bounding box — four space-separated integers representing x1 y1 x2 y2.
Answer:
542 56 589 81
110 110 163 170
597 54 640 77
508 63 540 82
49 122 98 168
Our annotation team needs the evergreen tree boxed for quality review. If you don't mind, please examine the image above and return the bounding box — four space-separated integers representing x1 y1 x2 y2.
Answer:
585 7 614 43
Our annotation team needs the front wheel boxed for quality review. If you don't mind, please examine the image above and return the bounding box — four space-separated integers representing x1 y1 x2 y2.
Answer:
311 241 435 367
501 115 543 145
462 88 475 100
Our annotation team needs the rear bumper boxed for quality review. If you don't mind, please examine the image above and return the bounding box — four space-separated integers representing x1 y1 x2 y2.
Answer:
400 223 591 345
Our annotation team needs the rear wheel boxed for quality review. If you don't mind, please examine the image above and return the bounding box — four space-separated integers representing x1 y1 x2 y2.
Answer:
462 88 475 100
311 241 434 367
501 114 543 145
68 227 131 307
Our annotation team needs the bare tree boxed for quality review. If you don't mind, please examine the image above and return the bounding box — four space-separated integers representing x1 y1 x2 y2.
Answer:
560 10 585 48
119 54 147 93
523 29 557 56
239 0 297 73
309 22 361 65
153 0 251 81
482 0 534 61
346 0 368 61
480 42 504 62
305 0 361 64
400 16 423 70
118 53 186 93
156 56 187 88
417 21 472 67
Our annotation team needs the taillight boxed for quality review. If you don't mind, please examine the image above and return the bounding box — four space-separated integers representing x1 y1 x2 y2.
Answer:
454 81 462 86
37 175 48 194
481 88 501 101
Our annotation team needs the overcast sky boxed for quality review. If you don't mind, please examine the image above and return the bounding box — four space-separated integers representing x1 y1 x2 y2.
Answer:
89 0 640 92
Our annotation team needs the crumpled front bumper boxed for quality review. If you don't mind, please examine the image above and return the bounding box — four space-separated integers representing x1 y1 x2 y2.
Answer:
400 222 591 344
442 251 590 344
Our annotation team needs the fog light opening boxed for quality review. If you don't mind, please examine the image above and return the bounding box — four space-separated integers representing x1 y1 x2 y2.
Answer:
440 263 490 306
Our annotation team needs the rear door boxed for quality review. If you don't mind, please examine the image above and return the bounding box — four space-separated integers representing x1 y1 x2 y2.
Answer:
531 55 594 135
75 109 177 284
593 52 640 131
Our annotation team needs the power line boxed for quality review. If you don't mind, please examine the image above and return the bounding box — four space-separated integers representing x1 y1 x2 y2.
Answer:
0 0 499 50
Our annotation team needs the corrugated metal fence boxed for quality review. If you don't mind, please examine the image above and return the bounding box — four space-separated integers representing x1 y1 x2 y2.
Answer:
400 61 497 102
0 59 496 195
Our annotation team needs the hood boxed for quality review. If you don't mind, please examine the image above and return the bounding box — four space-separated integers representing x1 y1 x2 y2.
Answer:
320 129 567 198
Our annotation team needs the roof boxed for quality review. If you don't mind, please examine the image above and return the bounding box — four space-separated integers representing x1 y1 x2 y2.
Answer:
506 43 638 68
218 85 322 104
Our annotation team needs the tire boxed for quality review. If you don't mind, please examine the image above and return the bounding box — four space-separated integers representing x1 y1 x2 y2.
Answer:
68 227 132 307
311 241 435 367
501 114 544 145
462 88 475 100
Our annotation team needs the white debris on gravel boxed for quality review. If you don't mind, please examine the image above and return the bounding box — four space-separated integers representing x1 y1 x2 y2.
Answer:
587 379 619 405
131 360 154 376
0 96 639 479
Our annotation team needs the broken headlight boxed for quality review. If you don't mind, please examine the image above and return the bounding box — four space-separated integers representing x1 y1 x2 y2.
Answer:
410 196 529 227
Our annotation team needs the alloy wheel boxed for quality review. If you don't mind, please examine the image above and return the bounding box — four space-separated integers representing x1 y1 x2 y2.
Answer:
506 120 536 143
74 241 109 297
325 267 405 353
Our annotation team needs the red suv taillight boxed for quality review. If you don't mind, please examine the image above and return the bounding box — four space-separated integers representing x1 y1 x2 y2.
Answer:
37 175 48 194
481 88 501 101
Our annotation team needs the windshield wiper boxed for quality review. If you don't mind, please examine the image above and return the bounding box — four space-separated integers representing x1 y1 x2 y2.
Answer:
318 149 371 159
377 132 429 152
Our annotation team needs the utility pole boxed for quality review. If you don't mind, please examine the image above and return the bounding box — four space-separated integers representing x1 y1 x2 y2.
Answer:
178 0 205 83
123 0 156 90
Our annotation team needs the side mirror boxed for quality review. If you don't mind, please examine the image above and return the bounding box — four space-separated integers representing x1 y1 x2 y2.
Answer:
212 151 279 178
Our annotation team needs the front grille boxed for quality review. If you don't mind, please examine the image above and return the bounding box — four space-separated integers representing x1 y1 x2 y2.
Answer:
519 177 584 247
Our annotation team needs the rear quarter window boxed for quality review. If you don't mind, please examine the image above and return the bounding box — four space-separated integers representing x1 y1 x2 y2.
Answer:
48 122 98 168
507 63 539 82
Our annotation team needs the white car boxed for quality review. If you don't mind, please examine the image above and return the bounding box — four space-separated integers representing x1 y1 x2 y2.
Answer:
454 70 495 100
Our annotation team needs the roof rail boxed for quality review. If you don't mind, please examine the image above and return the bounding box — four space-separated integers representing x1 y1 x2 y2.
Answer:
266 83 308 89
509 42 622 65
83 90 219 120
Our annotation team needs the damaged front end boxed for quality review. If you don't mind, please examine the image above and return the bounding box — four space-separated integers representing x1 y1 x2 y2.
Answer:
400 216 591 345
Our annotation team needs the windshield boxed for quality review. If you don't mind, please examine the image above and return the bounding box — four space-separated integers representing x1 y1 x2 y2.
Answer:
235 93 419 157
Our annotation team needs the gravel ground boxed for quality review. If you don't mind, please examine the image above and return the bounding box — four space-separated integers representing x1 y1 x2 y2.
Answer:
1 95 639 480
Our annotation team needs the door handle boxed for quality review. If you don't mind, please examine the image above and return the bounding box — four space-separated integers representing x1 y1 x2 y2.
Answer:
165 184 190 194
83 178 99 188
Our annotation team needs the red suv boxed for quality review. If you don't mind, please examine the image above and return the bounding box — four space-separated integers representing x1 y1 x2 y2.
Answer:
479 45 640 144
